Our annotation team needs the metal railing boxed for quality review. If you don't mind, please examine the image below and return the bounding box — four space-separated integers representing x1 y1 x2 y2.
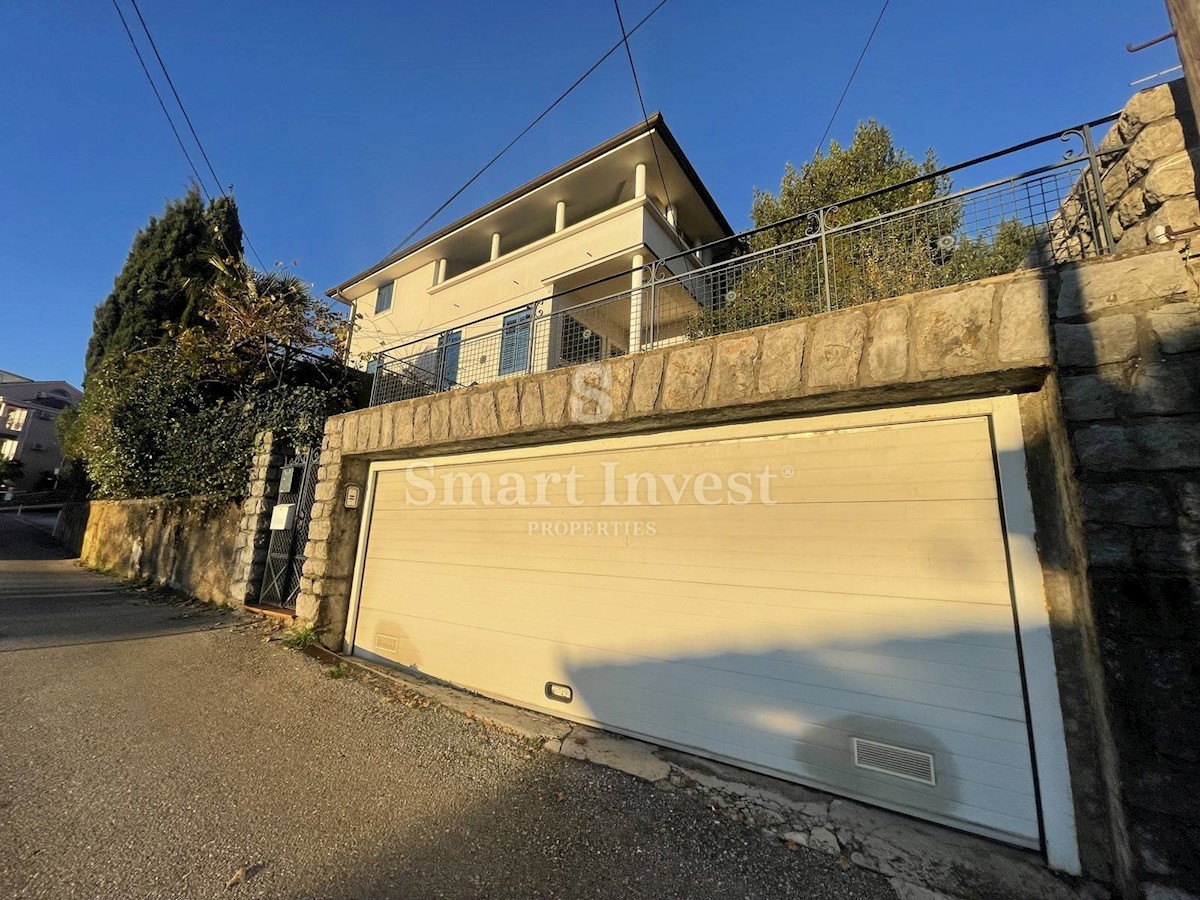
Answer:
368 114 1125 406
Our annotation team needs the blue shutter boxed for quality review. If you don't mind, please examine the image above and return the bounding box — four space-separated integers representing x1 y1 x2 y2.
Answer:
498 310 532 376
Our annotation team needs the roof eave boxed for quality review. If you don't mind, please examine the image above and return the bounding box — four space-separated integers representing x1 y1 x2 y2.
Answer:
326 113 730 298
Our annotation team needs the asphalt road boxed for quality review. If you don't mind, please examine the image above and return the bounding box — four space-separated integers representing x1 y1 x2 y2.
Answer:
0 514 896 899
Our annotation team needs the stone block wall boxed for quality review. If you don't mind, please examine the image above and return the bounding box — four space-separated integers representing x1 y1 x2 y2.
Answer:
68 497 243 605
1099 80 1200 253
54 430 288 609
1053 244 1200 893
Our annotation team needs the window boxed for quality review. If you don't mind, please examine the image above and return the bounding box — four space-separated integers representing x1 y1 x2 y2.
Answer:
5 408 27 432
437 329 462 389
498 310 532 376
374 281 395 314
0 439 16 460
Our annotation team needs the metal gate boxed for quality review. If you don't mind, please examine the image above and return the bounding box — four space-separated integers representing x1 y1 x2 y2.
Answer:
259 446 320 609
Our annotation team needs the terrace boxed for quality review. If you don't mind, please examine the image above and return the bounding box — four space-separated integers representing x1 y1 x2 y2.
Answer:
367 113 1129 407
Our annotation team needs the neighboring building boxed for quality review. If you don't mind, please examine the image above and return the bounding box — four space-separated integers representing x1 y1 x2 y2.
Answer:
328 114 734 388
0 373 82 491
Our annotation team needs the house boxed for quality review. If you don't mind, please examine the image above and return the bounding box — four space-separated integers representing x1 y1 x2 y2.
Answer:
0 372 82 491
328 114 734 395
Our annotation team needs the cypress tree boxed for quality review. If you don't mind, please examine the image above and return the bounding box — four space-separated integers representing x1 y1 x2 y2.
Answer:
84 188 243 379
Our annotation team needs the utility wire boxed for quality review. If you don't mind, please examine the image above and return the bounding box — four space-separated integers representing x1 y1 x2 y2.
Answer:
116 0 268 270
386 0 671 256
128 0 226 200
612 0 673 216
813 0 891 157
110 0 211 203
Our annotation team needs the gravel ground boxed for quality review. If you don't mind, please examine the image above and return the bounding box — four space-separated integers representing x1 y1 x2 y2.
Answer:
0 516 896 899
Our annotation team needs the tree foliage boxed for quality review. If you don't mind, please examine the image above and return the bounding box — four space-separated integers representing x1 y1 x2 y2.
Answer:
62 351 350 499
748 120 943 246
0 459 24 490
85 187 243 379
66 192 361 500
690 120 1037 338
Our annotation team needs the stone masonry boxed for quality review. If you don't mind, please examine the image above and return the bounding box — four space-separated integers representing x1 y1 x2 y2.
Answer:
1054 244 1200 894
228 430 284 606
1099 80 1199 253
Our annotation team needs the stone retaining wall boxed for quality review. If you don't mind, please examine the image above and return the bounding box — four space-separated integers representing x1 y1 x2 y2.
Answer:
62 497 242 605
1100 80 1198 253
1054 244 1200 892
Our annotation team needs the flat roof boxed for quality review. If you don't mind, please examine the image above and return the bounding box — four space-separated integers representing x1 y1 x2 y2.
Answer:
327 113 732 298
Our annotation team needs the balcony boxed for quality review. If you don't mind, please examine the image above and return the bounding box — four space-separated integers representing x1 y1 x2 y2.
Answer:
368 113 1127 407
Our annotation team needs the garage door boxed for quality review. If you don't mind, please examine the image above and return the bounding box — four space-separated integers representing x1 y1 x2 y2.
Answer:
348 402 1047 848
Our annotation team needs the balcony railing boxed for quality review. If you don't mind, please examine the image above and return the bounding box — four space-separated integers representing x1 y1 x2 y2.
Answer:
368 113 1125 407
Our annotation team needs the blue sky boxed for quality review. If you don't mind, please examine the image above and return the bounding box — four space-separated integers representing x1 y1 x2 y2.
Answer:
0 0 1176 386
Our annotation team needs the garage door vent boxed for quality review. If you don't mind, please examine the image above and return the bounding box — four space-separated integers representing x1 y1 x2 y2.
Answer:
852 738 936 786
375 633 400 652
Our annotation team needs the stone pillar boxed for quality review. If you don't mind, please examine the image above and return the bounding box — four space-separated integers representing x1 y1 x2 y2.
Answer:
435 258 448 285
228 430 284 606
555 201 566 233
634 163 647 198
490 232 501 261
295 416 368 649
628 253 646 353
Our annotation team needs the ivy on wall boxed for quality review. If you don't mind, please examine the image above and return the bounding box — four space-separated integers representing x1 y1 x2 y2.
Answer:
61 350 358 500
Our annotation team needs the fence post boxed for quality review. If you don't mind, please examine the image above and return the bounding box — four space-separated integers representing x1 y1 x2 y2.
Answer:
818 207 834 313
434 332 446 391
1081 123 1117 254
526 302 537 375
648 263 658 349
628 254 646 353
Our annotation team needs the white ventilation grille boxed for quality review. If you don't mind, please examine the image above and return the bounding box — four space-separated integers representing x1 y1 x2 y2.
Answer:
852 738 936 786
375 633 399 652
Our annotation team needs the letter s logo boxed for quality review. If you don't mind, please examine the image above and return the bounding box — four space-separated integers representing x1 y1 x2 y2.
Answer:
570 363 614 424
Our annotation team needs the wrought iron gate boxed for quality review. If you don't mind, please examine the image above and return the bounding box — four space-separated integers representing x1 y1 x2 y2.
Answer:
259 446 320 609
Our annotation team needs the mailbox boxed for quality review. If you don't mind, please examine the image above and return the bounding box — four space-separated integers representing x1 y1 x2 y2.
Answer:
270 503 296 531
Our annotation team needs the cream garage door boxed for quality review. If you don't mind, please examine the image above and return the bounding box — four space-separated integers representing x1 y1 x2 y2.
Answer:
349 403 1045 848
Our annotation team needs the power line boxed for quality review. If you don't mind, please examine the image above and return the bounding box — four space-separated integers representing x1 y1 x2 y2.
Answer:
127 0 227 200
813 0 891 157
113 0 268 270
386 0 671 256
612 0 673 216
109 0 211 203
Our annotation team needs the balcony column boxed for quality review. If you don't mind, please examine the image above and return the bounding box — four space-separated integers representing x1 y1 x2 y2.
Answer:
555 201 566 233
628 252 646 353
435 258 447 285
490 233 501 261
634 163 647 198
